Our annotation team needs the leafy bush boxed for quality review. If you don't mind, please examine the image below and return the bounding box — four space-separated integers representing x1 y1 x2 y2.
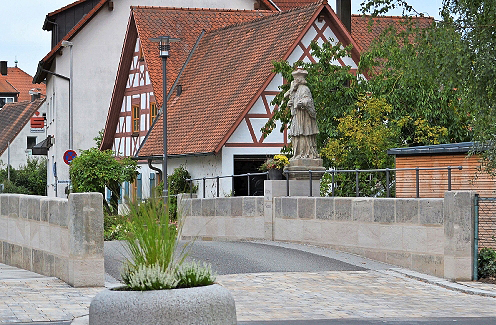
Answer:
69 148 137 214
175 261 216 288
478 248 496 279
104 214 130 241
0 158 47 195
156 166 197 220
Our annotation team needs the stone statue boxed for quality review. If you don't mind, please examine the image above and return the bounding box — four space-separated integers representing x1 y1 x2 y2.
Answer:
284 69 319 159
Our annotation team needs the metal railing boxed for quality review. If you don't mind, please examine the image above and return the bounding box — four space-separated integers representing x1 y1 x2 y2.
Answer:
188 172 268 198
187 166 462 198
286 166 463 198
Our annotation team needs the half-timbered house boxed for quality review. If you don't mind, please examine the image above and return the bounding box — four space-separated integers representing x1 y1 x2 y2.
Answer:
102 0 434 199
101 0 364 198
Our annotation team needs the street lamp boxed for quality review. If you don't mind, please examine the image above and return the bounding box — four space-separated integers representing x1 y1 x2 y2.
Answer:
150 36 180 206
61 40 74 150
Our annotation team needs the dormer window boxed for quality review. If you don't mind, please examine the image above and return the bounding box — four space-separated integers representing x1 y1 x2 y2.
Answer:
0 97 14 108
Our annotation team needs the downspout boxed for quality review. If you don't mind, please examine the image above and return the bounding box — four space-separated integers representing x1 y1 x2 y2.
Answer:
148 159 162 181
7 141 10 181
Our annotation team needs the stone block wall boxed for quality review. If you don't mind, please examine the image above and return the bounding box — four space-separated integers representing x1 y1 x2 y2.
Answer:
180 195 266 240
0 193 104 287
181 183 475 280
273 196 446 277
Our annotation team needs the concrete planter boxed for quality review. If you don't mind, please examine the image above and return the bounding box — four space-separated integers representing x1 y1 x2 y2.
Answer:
89 284 236 325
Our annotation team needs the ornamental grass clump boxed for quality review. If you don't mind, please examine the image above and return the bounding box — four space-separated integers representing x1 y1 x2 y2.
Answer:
121 196 215 291
259 154 290 171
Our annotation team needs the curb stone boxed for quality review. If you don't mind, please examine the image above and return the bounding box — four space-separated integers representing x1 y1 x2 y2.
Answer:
386 268 496 298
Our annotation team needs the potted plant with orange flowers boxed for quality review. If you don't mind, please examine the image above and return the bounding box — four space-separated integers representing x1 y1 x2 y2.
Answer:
259 154 290 180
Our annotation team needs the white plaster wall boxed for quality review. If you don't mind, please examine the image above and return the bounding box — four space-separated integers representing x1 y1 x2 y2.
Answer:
0 101 47 170
221 146 282 196
45 0 259 197
137 153 223 199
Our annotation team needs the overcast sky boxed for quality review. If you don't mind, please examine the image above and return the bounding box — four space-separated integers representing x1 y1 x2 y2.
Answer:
0 0 442 78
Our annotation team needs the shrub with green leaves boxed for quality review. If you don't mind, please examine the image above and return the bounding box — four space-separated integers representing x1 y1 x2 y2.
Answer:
0 158 47 195
156 165 198 220
478 247 496 279
104 214 130 241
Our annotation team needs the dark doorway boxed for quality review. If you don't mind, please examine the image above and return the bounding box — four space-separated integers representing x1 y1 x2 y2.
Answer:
233 155 268 196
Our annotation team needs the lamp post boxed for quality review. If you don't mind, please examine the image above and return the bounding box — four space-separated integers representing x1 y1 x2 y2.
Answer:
150 36 180 206
61 40 74 150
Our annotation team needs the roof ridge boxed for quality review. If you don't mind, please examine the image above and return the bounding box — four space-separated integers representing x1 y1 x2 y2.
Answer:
352 13 434 20
48 0 88 17
131 5 274 13
5 80 19 93
203 0 322 35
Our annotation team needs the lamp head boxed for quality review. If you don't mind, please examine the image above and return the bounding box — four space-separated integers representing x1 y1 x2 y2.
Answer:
150 36 180 58
61 40 73 47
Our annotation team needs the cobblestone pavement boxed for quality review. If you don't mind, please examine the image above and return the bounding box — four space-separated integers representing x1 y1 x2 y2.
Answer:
217 270 496 322
0 265 104 324
1 264 496 323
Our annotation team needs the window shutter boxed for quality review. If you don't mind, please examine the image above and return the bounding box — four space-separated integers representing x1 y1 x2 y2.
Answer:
150 173 156 193
137 173 142 200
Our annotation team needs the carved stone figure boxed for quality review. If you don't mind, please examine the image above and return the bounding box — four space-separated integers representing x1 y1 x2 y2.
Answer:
284 69 319 159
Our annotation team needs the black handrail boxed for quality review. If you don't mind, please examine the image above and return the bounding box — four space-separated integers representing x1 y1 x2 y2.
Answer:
187 166 462 198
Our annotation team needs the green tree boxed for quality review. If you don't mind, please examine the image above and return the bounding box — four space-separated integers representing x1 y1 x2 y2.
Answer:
359 0 496 172
69 148 138 214
0 158 47 195
262 41 361 161
358 16 471 146
263 38 469 169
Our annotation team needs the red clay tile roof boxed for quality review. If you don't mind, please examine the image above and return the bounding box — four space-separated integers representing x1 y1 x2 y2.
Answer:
34 0 108 84
137 1 328 157
273 0 319 11
0 67 46 102
351 14 433 52
133 6 275 112
0 80 18 94
0 98 45 156
101 6 275 151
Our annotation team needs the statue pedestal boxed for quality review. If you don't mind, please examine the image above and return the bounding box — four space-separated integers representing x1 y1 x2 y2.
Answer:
284 158 326 180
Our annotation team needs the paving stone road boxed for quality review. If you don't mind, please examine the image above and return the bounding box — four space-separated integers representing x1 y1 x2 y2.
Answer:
1 241 496 324
218 270 496 322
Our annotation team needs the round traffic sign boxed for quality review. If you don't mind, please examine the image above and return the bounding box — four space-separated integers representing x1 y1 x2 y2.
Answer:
63 150 77 165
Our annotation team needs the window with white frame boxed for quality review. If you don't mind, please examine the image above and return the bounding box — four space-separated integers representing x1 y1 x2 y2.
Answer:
0 97 14 108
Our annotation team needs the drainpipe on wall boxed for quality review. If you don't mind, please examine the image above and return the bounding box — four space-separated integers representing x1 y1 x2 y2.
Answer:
148 159 163 182
7 141 10 181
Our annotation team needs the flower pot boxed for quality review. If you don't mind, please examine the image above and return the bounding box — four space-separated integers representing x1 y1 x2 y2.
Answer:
268 168 284 180
89 284 236 325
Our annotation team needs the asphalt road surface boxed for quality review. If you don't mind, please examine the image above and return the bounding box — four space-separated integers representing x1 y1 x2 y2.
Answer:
104 240 367 281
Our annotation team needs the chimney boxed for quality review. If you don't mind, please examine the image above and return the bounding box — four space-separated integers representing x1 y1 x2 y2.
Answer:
0 61 7 76
29 88 42 101
336 0 351 33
